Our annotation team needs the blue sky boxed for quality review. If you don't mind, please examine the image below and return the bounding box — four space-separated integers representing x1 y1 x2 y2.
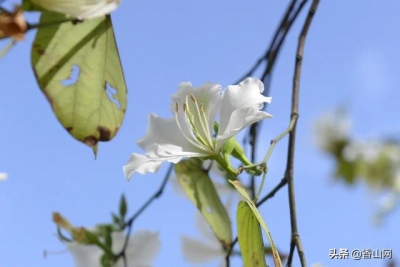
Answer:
1 1 399 267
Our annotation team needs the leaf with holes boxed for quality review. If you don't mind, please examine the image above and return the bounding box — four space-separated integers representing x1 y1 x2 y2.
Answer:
31 12 127 155
237 201 267 267
175 158 232 250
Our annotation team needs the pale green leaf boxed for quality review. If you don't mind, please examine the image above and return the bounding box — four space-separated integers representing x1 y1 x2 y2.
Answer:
31 13 127 154
230 180 282 267
237 201 267 267
175 159 232 249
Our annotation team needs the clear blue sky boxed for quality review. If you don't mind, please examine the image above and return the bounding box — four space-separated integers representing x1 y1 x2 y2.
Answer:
1 1 399 267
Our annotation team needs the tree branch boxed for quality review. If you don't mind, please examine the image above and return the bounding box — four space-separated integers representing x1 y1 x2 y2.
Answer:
229 0 311 264
285 0 320 266
256 177 287 207
242 0 308 204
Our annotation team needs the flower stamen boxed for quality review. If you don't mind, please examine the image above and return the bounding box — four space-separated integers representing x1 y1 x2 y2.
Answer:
189 95 214 150
184 96 210 149
199 103 214 147
174 103 212 153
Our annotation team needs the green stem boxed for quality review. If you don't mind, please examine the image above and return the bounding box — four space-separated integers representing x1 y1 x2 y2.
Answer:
243 115 297 170
214 154 239 177
251 115 298 200
255 172 267 202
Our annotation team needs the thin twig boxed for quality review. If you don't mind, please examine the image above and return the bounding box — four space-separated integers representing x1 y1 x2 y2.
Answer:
225 237 238 267
228 0 310 264
285 0 319 266
256 177 287 207
243 0 308 209
126 164 173 226
116 164 173 263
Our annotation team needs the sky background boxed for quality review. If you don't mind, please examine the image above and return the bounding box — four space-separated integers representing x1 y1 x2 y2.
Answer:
1 1 399 267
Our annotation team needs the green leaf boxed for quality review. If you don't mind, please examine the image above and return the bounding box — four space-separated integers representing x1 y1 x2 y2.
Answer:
237 201 267 267
31 13 127 155
111 213 120 225
119 194 127 220
21 0 47 12
175 158 232 249
229 180 282 267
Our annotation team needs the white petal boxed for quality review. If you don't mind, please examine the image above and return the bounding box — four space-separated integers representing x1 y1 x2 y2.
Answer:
65 241 103 267
112 231 160 267
195 212 221 245
137 114 204 154
216 107 272 150
125 231 161 266
31 0 120 19
123 148 199 180
123 114 210 179
171 82 222 135
181 236 224 263
0 173 7 181
217 77 272 149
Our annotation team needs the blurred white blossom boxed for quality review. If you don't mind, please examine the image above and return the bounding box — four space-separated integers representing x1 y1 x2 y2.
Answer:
314 107 351 152
65 230 160 267
181 212 227 267
374 173 400 225
342 140 384 162
0 173 7 181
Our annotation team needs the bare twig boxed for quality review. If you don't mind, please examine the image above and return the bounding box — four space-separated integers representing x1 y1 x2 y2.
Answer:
225 237 238 267
228 1 311 265
116 164 173 264
243 0 309 208
256 177 287 207
285 1 320 266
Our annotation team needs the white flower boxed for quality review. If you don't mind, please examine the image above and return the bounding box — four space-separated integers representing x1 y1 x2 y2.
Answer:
181 212 227 267
31 0 120 20
65 230 160 267
123 78 272 180
0 173 7 181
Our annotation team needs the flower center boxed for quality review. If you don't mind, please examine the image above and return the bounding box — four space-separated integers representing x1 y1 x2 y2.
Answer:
174 94 216 154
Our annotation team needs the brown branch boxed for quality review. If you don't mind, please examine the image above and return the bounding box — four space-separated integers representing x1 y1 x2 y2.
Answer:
242 0 309 202
229 1 311 265
285 0 320 266
256 177 287 207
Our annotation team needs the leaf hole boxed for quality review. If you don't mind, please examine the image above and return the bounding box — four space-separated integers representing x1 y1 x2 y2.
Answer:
60 65 80 86
105 82 121 109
